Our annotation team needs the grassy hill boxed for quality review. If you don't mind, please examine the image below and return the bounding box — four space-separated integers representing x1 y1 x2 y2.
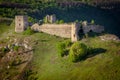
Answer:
0 19 120 80
23 32 120 80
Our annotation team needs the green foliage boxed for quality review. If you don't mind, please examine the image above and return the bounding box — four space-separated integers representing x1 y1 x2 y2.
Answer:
43 16 48 23
55 20 59 24
24 69 37 80
23 27 34 35
13 46 19 51
80 20 83 24
69 42 87 62
28 16 37 23
87 46 94 54
1 47 7 53
1 47 9 53
22 32 120 80
91 19 95 24
57 40 72 57
75 20 79 23
56 20 64 24
59 20 64 24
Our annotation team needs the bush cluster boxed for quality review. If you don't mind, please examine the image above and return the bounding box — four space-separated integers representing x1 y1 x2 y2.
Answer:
57 41 89 62
13 46 19 51
23 27 34 35
69 42 87 62
56 20 64 24
57 40 72 57
1 47 9 53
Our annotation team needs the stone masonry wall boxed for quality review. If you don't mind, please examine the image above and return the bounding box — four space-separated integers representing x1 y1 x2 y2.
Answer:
83 25 104 34
31 24 72 38
15 15 28 32
31 23 104 41
71 22 80 42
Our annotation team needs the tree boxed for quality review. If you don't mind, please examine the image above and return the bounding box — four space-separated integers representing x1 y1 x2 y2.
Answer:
59 20 64 24
69 42 87 62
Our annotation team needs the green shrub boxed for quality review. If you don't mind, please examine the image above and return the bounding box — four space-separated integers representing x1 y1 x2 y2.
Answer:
43 16 48 23
57 40 72 57
91 19 95 24
23 27 34 35
59 20 64 24
1 47 6 53
87 47 94 54
69 42 87 62
1 47 9 53
55 20 59 24
55 20 64 24
75 20 79 23
13 46 19 51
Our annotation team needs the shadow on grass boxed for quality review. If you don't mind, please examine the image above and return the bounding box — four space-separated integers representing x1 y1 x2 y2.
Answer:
40 39 49 42
87 48 107 57
87 31 100 37
78 31 106 40
76 48 107 62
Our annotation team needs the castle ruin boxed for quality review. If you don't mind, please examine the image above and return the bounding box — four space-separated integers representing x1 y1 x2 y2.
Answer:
15 15 28 32
71 22 80 42
45 14 56 23
15 15 104 42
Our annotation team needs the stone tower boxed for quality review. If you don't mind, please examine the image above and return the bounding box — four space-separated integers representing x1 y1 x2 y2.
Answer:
15 15 28 32
45 14 56 23
50 14 56 23
71 22 80 42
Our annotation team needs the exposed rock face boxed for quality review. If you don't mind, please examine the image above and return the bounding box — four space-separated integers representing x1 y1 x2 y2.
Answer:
100 34 120 41
31 23 40 32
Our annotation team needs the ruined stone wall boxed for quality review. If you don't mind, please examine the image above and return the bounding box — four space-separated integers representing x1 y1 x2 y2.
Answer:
45 15 56 23
31 24 72 38
31 23 104 42
71 22 80 42
83 25 104 34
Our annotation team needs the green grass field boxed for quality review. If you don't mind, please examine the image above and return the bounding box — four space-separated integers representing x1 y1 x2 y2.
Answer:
0 22 120 80
0 20 14 39
26 32 120 80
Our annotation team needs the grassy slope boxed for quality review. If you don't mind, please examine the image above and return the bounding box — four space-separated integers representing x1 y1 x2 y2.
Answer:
0 22 120 80
28 32 120 80
0 20 14 39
